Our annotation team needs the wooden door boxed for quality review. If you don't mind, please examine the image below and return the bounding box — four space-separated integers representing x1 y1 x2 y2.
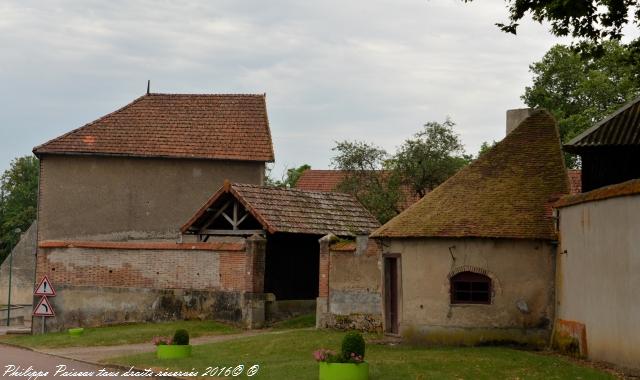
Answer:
384 256 399 334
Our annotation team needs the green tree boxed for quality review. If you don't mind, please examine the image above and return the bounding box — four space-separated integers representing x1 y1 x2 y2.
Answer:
390 119 471 198
478 140 498 158
265 164 311 188
467 0 640 45
0 156 39 263
331 141 403 224
522 40 640 166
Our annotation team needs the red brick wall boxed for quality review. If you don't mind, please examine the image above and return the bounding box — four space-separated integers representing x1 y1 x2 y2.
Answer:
36 246 251 292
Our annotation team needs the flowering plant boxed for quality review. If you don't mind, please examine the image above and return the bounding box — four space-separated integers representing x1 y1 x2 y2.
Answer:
152 336 173 346
313 331 367 364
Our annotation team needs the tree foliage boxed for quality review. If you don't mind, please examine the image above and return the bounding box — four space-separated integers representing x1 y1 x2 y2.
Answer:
471 0 640 45
265 164 311 188
0 156 39 263
331 141 402 224
331 120 469 223
390 119 471 198
522 40 640 166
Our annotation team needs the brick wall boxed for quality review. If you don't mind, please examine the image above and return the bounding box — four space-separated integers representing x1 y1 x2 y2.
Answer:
36 241 251 292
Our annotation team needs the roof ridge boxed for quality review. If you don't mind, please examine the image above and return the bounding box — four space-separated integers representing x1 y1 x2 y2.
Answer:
232 182 355 197
147 93 265 97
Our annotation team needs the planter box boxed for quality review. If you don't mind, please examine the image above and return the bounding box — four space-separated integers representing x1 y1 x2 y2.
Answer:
68 328 84 336
156 345 192 359
319 362 369 380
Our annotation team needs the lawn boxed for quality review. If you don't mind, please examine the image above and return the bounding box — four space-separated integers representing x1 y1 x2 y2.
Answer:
106 329 614 380
269 313 315 330
0 320 238 348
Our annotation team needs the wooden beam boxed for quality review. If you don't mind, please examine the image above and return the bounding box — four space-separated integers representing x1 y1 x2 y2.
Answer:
200 229 265 236
200 200 231 232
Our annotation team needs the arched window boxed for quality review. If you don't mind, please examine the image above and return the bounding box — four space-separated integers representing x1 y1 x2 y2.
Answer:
450 271 491 304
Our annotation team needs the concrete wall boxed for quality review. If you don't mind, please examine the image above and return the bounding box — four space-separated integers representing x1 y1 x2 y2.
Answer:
0 222 37 305
317 236 383 332
385 238 555 345
38 155 265 241
557 195 640 370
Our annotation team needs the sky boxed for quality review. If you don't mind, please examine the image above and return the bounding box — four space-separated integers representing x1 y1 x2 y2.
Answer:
0 0 618 177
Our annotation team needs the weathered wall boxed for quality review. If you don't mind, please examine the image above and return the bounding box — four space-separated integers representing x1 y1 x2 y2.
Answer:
557 195 640 370
317 236 383 332
33 236 268 330
385 238 555 345
31 285 267 332
0 222 37 305
38 155 265 241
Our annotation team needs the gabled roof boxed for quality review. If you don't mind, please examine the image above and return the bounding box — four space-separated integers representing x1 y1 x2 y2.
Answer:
182 182 380 236
295 169 422 211
565 95 640 153
372 109 569 240
33 93 275 162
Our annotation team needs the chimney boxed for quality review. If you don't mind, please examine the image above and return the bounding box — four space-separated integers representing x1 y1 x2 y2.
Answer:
506 108 534 135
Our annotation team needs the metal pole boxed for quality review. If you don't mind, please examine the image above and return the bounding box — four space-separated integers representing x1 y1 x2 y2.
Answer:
6 251 12 326
6 228 20 327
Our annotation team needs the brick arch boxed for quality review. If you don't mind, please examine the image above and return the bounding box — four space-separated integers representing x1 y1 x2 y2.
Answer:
446 265 502 297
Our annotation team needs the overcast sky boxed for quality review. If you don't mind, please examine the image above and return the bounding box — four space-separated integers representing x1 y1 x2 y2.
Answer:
0 0 617 177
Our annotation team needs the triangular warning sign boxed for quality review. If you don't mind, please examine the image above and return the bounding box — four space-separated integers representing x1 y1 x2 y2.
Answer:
34 275 56 296
33 296 55 317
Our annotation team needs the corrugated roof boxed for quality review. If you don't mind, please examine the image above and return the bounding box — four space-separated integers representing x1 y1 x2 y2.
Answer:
565 95 640 152
182 183 380 236
33 93 275 162
372 109 569 240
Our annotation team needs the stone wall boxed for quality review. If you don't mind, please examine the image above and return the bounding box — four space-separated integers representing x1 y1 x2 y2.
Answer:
384 237 555 346
316 235 383 332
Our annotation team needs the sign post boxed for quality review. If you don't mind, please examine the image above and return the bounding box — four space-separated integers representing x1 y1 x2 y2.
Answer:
33 276 56 334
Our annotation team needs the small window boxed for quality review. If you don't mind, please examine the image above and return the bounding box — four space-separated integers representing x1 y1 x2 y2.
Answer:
450 271 491 304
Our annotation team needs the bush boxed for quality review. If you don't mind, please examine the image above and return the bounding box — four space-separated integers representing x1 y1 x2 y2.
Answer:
173 329 190 345
341 331 365 362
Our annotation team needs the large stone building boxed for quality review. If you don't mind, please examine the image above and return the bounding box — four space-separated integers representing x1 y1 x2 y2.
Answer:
31 92 275 331
369 110 569 344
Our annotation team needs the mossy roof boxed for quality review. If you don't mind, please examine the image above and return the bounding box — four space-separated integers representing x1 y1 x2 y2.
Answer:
372 109 569 240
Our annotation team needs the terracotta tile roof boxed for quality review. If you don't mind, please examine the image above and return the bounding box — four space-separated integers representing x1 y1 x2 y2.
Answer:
295 169 421 211
555 178 640 208
182 182 380 236
568 169 582 194
38 240 244 251
565 95 640 152
33 93 275 162
296 170 348 192
372 110 569 240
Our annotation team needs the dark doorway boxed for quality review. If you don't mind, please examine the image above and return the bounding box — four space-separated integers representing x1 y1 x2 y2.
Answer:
384 256 400 334
264 233 320 300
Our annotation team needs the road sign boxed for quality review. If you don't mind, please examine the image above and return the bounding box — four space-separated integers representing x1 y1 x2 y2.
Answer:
33 296 55 317
34 276 56 297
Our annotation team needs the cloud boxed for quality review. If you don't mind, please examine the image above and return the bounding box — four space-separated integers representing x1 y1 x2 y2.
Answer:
0 0 580 175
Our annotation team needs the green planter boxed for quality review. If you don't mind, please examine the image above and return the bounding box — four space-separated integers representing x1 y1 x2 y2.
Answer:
156 344 192 359
319 362 369 380
68 328 84 336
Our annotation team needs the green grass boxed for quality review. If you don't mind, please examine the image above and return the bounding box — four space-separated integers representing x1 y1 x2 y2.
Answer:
270 313 316 330
106 329 614 380
0 320 239 348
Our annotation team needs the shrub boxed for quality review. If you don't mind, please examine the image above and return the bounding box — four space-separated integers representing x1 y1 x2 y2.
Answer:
173 329 190 345
152 336 172 346
341 331 365 362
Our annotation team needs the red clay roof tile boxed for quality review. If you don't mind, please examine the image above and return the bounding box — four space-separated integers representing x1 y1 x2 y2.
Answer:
33 93 275 162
